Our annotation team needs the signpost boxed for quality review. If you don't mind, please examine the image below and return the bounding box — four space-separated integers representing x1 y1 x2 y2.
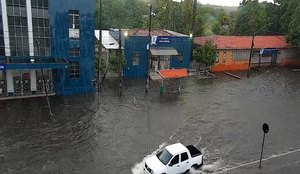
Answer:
259 123 269 168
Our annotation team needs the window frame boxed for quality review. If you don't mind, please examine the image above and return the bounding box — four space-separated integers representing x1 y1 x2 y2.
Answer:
170 154 179 165
70 48 80 57
180 152 188 162
216 51 219 63
68 10 80 29
69 61 80 79
223 50 227 63
132 52 140 66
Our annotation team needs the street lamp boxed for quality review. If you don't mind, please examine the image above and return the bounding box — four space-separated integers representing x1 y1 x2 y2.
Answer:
146 2 153 93
247 23 272 78
124 31 128 37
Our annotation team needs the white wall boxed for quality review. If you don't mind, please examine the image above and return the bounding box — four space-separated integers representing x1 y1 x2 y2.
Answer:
30 70 37 91
6 70 14 93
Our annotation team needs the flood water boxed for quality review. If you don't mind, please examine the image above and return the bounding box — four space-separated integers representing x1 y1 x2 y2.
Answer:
0 68 300 174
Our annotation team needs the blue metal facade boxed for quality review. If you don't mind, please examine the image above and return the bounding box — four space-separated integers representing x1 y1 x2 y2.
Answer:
124 36 192 79
49 0 95 95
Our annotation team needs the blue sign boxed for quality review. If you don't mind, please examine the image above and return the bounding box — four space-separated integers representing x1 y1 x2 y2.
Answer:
151 36 173 45
0 64 5 70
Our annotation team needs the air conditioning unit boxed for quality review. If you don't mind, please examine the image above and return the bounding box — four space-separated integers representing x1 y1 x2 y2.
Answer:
69 29 80 39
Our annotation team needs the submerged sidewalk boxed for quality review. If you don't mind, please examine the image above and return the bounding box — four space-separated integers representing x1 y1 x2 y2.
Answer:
219 149 300 174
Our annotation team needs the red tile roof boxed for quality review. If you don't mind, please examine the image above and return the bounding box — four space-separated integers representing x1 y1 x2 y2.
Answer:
194 35 289 49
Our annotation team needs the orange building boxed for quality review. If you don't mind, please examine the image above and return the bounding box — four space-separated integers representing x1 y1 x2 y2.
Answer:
194 36 300 72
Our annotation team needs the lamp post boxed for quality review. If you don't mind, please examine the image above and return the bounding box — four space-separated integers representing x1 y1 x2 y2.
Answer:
247 23 271 78
97 0 102 92
146 3 152 93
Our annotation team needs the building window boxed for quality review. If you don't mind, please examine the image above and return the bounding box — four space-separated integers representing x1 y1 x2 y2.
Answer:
32 0 50 56
69 10 80 39
69 61 80 79
177 53 183 63
69 10 79 29
223 51 226 63
70 48 80 57
232 50 250 61
132 52 140 66
216 51 219 63
7 0 29 56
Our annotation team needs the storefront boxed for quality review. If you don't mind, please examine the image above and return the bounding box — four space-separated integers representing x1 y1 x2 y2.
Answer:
0 58 66 99
122 29 192 79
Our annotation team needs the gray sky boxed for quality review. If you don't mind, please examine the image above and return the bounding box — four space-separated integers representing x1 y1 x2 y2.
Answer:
174 0 274 7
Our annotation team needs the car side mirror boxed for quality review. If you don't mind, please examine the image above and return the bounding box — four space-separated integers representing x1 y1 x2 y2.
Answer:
169 163 173 167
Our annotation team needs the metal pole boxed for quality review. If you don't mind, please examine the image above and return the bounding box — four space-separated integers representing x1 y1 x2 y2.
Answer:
97 0 102 92
36 39 53 116
192 0 197 36
259 132 266 168
118 28 122 96
247 23 271 78
146 3 152 93
247 33 255 78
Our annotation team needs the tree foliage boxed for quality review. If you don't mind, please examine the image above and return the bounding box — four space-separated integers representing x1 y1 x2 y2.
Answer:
234 0 267 35
95 0 300 46
193 40 217 66
277 0 300 46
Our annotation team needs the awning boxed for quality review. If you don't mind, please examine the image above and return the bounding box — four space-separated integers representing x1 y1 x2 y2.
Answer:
158 68 188 79
0 56 68 70
150 47 179 56
2 63 67 70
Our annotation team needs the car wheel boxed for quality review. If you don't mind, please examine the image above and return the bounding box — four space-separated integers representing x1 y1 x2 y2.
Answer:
183 169 189 174
191 164 199 170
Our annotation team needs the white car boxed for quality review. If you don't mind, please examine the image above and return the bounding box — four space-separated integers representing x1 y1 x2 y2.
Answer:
144 143 203 174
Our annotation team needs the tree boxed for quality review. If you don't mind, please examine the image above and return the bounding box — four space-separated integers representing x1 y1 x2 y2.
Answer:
212 9 235 35
182 0 193 34
277 0 300 46
287 5 300 46
234 0 267 35
193 40 217 67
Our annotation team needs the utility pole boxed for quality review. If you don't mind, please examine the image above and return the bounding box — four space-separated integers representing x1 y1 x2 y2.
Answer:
192 0 197 37
118 28 122 97
36 39 53 116
97 0 102 91
146 3 152 93
247 23 271 78
247 33 255 78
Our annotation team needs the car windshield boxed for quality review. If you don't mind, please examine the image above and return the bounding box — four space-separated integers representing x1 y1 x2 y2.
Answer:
156 148 173 165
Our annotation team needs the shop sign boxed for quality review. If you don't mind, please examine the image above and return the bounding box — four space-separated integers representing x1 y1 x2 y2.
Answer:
151 36 172 45
0 64 5 70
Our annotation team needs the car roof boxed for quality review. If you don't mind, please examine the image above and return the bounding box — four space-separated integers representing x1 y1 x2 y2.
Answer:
165 143 187 155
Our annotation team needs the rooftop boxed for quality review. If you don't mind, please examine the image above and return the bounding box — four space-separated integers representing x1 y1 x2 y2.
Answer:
165 143 187 155
94 30 120 50
194 35 289 49
130 29 188 37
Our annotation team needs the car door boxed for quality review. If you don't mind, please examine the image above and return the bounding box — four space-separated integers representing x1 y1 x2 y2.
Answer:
167 154 181 174
179 152 190 173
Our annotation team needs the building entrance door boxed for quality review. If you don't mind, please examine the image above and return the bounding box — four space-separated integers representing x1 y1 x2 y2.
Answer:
160 56 170 70
13 76 22 96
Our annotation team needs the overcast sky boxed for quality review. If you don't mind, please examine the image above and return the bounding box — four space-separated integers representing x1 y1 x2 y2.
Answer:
175 0 274 7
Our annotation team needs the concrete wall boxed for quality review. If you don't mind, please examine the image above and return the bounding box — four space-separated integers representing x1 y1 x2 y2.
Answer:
212 48 300 72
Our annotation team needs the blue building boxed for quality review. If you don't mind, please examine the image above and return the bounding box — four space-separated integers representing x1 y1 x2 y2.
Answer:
0 0 95 99
122 29 192 79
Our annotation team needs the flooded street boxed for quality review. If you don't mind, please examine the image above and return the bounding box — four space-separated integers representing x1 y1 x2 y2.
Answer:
1 68 300 174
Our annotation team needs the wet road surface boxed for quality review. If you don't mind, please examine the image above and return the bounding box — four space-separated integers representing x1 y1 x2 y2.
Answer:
0 68 300 174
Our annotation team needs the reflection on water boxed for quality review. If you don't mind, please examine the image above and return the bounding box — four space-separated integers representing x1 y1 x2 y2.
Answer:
0 68 300 174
